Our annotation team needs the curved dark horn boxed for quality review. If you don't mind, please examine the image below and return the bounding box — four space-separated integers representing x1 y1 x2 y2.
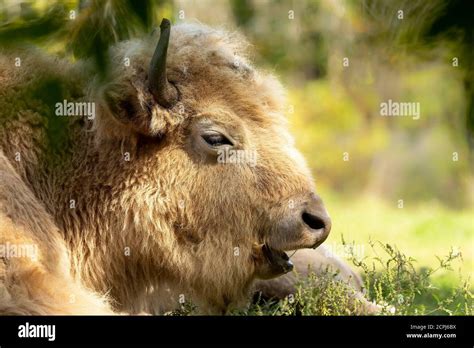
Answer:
149 18 179 108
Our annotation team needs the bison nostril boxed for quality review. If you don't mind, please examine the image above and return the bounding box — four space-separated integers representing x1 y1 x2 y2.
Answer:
302 212 326 230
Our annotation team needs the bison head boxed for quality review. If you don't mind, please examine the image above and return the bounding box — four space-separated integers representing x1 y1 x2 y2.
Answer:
91 19 331 312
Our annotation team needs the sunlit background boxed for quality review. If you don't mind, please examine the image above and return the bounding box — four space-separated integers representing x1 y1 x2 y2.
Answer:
1 0 472 304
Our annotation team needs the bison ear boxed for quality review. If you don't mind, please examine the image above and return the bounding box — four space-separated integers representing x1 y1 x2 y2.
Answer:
96 76 172 137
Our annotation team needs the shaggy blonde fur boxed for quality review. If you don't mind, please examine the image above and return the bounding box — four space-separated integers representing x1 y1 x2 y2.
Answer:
0 23 356 314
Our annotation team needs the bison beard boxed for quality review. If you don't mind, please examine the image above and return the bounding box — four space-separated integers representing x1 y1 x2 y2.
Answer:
0 19 371 315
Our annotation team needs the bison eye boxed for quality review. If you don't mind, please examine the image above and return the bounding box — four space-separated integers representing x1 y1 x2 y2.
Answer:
201 132 233 147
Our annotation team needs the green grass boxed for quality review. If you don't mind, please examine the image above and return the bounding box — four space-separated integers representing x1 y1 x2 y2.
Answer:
310 189 473 315
321 189 473 282
234 236 472 316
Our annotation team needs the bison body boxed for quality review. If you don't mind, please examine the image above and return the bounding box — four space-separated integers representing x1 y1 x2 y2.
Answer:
0 22 363 314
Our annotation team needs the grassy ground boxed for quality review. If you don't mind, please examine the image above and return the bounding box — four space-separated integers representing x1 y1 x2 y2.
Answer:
321 189 473 282
245 190 473 315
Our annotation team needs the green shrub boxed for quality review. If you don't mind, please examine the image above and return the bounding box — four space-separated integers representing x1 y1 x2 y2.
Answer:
233 240 472 316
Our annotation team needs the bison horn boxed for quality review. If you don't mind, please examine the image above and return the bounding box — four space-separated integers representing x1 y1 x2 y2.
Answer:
149 18 179 108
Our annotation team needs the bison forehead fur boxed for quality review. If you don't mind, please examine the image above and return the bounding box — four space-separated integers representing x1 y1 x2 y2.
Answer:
0 22 326 314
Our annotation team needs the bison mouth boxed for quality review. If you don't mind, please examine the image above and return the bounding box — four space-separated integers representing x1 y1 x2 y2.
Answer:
262 244 294 274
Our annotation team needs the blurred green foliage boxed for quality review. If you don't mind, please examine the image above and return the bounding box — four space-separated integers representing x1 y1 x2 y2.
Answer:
0 0 172 75
226 0 472 207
